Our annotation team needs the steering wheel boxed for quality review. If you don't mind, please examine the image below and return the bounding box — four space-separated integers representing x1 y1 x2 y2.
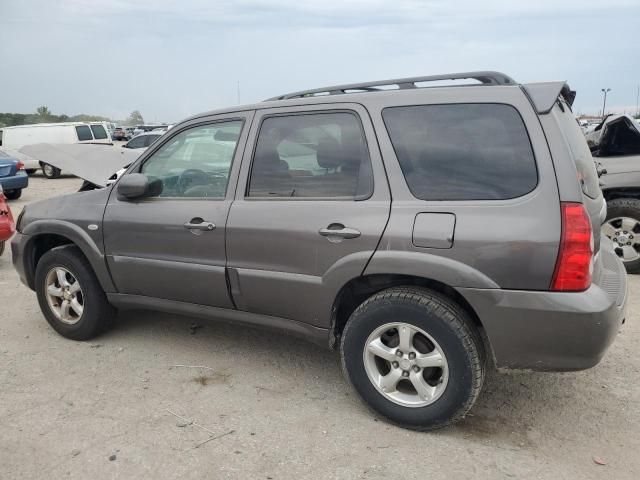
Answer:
177 169 208 194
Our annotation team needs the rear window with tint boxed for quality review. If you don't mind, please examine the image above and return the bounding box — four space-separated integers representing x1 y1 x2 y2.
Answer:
90 124 108 140
382 104 538 200
76 125 93 141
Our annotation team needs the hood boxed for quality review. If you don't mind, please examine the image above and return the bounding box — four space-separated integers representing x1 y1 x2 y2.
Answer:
585 114 640 156
19 143 142 186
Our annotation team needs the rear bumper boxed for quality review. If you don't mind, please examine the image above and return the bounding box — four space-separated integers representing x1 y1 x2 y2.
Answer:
0 171 28 191
458 248 627 371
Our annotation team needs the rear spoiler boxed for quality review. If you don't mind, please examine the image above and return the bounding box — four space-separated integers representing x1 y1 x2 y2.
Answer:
522 81 576 114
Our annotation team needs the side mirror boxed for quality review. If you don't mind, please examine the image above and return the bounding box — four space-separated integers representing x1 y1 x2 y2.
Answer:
117 173 162 200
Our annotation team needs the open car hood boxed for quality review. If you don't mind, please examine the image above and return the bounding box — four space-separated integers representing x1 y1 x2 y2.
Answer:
19 143 141 186
585 114 640 156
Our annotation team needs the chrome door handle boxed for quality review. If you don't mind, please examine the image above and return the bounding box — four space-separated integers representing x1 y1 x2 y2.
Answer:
319 225 361 239
184 219 216 231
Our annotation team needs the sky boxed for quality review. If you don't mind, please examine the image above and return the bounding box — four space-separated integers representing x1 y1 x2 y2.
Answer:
1 0 639 123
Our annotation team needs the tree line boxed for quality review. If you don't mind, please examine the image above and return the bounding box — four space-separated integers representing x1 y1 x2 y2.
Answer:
0 106 144 128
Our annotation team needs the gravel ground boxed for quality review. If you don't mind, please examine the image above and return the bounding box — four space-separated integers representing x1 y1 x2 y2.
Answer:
1 174 638 479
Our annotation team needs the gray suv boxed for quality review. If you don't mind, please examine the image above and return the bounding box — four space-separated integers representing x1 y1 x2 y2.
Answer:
11 72 627 430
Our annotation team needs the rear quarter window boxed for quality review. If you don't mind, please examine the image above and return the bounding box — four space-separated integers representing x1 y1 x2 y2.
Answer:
382 103 538 201
75 125 93 141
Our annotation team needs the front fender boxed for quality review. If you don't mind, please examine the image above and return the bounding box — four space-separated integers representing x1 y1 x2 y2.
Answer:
20 219 115 292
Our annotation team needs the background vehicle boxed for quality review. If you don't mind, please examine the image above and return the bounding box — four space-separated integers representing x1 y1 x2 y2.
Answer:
121 132 162 150
0 155 28 200
0 184 15 256
111 127 129 141
0 122 112 178
11 72 627 431
589 114 640 272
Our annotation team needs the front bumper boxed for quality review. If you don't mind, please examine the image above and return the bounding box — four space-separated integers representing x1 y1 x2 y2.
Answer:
458 247 627 371
0 171 29 192
11 231 30 288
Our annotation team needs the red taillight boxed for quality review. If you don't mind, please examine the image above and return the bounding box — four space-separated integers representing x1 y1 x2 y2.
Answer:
551 202 594 292
16 161 25 170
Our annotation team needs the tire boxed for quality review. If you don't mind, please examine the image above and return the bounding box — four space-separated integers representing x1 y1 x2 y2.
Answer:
41 163 61 179
35 245 115 340
0 241 5 256
4 189 22 200
340 286 485 431
604 198 640 274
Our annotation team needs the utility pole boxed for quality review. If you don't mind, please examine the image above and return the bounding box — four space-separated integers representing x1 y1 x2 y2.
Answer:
601 88 611 118
237 81 241 105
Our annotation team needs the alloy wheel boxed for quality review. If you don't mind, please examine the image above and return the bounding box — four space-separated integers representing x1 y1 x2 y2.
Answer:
363 322 449 408
44 267 84 325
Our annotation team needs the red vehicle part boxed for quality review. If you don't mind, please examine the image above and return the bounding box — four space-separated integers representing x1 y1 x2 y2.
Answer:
0 192 16 242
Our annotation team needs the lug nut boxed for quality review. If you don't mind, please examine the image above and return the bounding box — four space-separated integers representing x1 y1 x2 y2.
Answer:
392 361 399 369
413 365 421 373
396 350 403 357
408 352 416 360
628 242 632 245
402 371 409 377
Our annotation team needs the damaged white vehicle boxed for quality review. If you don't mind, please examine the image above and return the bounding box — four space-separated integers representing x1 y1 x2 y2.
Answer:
587 114 640 273
19 143 141 190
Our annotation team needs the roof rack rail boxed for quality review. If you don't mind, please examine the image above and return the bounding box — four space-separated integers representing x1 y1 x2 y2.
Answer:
266 71 517 101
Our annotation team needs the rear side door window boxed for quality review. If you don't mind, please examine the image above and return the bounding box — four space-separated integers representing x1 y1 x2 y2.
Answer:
90 124 108 140
382 104 538 201
247 112 373 199
126 136 147 149
75 125 93 141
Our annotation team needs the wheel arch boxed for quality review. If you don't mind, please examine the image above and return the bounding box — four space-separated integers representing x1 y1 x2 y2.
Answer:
21 220 115 293
329 273 494 365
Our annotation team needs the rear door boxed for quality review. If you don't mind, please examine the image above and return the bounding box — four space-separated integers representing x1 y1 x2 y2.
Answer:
226 104 390 328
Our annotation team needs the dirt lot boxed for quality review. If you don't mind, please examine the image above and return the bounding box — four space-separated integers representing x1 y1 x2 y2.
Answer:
1 174 638 479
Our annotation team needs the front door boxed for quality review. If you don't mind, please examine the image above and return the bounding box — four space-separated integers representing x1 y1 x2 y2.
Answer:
226 104 390 328
103 113 253 308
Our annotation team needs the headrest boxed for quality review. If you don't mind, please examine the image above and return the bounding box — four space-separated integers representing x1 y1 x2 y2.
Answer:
316 137 343 169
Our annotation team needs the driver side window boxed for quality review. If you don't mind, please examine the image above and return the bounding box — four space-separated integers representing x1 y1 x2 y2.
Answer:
141 120 243 198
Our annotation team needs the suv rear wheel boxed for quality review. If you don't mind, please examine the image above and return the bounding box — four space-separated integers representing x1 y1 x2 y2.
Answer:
603 198 640 273
35 246 115 340
340 286 485 430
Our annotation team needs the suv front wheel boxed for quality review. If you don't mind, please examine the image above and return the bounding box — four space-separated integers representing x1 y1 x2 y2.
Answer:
340 287 485 430
35 246 115 340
